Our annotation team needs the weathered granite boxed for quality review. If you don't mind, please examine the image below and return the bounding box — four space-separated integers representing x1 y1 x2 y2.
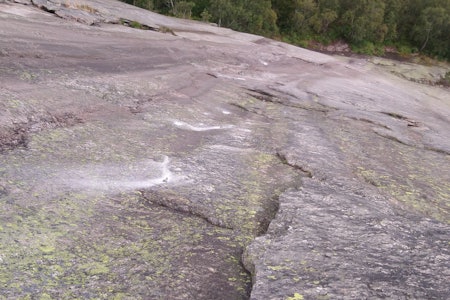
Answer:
0 1 449 299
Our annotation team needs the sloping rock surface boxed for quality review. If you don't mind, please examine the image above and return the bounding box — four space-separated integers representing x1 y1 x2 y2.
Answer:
0 1 449 299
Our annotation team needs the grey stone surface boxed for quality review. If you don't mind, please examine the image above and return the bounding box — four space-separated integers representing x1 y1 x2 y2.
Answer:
0 1 449 299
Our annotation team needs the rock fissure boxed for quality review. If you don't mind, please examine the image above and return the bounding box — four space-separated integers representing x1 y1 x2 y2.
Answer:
253 88 334 113
373 130 450 156
346 116 391 129
248 89 331 113
373 130 413 147
424 146 450 156
380 111 411 121
139 189 234 230
0 124 29 152
0 112 84 153
119 18 157 31
276 151 314 179
229 102 274 120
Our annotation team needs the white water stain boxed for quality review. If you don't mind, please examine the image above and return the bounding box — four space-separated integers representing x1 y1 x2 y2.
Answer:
208 144 253 152
172 120 233 131
222 110 231 115
57 156 183 192
216 74 246 81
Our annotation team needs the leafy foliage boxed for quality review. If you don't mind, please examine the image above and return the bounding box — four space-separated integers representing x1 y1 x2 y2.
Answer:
439 71 450 86
120 0 450 60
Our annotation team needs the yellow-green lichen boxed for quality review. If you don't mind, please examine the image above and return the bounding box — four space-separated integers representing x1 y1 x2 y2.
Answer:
286 292 304 300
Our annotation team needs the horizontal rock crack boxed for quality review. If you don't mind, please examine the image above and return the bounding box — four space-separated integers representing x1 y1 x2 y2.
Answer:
276 151 313 178
246 88 333 113
139 189 234 230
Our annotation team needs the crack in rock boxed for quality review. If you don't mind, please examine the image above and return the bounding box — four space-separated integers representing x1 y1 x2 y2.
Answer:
373 130 413 147
276 151 313 179
380 111 422 127
229 102 274 120
0 112 84 153
424 146 450 156
247 88 333 113
373 129 450 156
346 116 391 130
0 125 29 152
139 189 234 230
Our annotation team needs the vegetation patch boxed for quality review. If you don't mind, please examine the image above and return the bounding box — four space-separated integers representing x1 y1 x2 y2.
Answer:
119 18 155 31
63 1 99 14
438 71 450 87
120 0 450 61
159 26 176 35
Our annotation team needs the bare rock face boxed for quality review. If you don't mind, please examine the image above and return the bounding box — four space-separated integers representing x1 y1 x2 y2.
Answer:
0 1 449 299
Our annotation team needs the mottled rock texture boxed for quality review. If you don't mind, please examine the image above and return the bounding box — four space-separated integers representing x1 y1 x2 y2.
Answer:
1 1 449 299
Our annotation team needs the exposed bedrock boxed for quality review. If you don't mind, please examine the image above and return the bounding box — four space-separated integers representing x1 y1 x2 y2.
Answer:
0 1 449 299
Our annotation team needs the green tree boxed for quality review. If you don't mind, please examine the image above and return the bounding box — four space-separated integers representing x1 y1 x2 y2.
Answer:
173 1 195 18
293 0 318 33
121 0 450 60
382 0 407 42
209 0 235 27
412 6 450 56
312 0 339 35
272 0 319 36
208 0 277 36
191 0 211 18
120 0 153 10
339 0 386 43
201 8 212 22
241 0 278 35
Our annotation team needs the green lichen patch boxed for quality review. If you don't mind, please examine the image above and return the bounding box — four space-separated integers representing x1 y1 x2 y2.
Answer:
332 119 450 223
0 187 251 299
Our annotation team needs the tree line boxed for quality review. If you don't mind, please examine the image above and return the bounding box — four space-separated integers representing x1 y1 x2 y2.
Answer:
121 0 450 60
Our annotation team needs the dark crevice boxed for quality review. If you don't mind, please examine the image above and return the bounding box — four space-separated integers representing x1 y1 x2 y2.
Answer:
139 184 290 300
229 102 255 113
241 165 305 295
347 116 391 129
246 88 277 102
293 56 326 66
380 111 409 121
374 131 450 156
238 258 253 299
0 112 84 153
119 19 176 35
374 131 413 147
241 190 288 295
407 121 420 127
139 189 234 230
254 194 281 237
276 151 313 178
31 0 57 13
206 72 218 78
119 18 161 32
229 102 273 120
380 111 421 127
247 88 332 113
245 89 283 106
424 146 450 156
0 125 29 153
